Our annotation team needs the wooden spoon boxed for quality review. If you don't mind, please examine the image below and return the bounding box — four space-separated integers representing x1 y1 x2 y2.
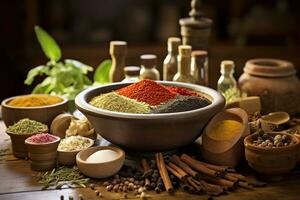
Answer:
261 112 290 125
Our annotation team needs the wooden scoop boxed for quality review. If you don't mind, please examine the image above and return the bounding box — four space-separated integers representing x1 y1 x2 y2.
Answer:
261 112 290 125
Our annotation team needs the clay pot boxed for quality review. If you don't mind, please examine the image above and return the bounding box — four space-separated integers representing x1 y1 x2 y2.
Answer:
238 58 300 115
6 127 48 159
25 135 60 171
244 132 300 176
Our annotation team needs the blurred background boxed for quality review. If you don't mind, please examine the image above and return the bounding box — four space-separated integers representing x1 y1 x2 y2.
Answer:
1 0 300 101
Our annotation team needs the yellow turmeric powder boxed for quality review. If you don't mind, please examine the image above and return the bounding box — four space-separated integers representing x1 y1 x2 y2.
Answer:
8 95 63 107
207 120 243 140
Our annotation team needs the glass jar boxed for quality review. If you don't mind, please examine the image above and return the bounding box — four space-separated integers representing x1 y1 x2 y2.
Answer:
191 50 208 86
122 66 140 82
140 54 160 80
173 45 197 84
163 37 181 81
217 60 237 94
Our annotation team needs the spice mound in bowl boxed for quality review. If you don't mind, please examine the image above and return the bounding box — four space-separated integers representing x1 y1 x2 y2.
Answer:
89 80 211 114
6 118 49 158
76 146 125 178
57 135 94 165
244 131 300 176
1 94 68 127
25 133 60 171
75 80 225 151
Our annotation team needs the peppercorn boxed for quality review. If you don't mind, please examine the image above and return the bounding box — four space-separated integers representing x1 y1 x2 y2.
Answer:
155 187 161 193
113 184 119 192
106 185 113 191
103 181 110 187
123 193 128 199
90 184 96 190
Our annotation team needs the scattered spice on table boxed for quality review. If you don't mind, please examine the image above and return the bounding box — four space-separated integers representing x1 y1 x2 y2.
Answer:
34 166 90 189
207 119 243 140
26 133 58 144
152 95 211 113
58 136 92 151
6 118 48 135
165 86 200 97
117 80 177 106
8 94 63 107
90 92 151 113
252 130 295 147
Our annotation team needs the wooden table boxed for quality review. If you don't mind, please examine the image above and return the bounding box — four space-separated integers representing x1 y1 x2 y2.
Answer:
1 120 300 200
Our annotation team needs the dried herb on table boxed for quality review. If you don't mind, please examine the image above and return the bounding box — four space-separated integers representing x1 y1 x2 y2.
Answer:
34 166 90 189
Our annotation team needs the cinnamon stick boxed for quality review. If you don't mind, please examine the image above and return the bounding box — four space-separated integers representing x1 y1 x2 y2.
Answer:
238 181 254 190
155 153 173 193
166 165 185 181
223 173 239 182
170 155 199 178
202 175 236 189
187 177 202 191
141 159 151 189
180 154 221 177
168 162 188 179
227 173 247 182
201 162 235 173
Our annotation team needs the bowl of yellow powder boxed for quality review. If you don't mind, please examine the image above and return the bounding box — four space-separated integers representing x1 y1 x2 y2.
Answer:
1 94 69 127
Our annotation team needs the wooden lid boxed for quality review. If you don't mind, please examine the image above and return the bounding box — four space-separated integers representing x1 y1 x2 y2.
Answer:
244 58 296 77
109 41 127 54
124 66 140 76
140 54 157 68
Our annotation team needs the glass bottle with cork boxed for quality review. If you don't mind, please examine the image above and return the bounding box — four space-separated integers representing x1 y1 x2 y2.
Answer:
217 60 237 94
122 66 140 82
140 54 160 80
109 41 127 82
163 37 181 81
191 50 208 86
173 45 197 83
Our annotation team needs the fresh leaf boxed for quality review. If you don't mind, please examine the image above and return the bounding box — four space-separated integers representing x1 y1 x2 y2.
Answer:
24 65 49 85
32 77 54 94
35 26 61 62
65 59 93 74
94 59 112 84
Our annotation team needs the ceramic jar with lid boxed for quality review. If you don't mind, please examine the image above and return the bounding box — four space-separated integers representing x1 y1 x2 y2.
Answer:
238 58 300 115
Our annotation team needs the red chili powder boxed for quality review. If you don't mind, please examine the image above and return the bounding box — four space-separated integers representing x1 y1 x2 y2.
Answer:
26 133 58 144
166 86 200 97
117 80 177 106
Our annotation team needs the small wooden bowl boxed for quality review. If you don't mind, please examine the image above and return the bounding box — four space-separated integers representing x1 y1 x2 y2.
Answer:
1 94 68 127
57 138 94 165
76 146 125 178
6 127 48 158
244 132 300 176
25 135 60 171
201 108 250 167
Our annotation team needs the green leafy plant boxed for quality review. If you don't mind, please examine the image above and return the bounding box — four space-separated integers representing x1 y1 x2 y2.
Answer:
93 59 112 84
25 26 93 100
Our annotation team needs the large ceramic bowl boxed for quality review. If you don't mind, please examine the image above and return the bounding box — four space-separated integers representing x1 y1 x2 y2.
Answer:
1 94 69 127
75 81 225 151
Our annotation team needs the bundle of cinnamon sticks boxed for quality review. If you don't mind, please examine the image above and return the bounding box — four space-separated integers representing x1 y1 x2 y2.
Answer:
151 153 256 196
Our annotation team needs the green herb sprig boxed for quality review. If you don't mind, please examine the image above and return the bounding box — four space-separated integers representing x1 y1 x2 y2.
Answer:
34 166 90 189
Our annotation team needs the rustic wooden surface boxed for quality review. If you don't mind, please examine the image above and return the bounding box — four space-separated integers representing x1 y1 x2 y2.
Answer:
0 120 300 200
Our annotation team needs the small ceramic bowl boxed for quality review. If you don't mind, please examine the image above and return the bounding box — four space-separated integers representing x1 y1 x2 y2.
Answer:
76 146 125 178
201 108 250 167
244 132 300 176
1 94 68 127
25 135 60 171
6 127 48 158
57 138 94 165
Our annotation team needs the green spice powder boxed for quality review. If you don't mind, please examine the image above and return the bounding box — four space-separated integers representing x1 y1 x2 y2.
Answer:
90 92 151 114
7 118 48 135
